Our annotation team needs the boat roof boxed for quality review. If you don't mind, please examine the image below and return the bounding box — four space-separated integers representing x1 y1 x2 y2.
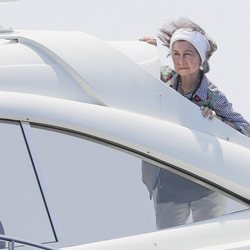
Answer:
0 29 249 200
0 29 249 148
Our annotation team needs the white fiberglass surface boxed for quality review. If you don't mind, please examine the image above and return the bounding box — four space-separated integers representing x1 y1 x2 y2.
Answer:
0 120 55 245
0 39 97 103
27 124 248 247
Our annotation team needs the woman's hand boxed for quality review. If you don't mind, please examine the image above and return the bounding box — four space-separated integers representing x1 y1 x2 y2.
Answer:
201 107 238 129
200 106 216 120
139 36 157 46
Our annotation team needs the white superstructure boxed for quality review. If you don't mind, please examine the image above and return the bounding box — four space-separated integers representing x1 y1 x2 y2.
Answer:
0 27 249 250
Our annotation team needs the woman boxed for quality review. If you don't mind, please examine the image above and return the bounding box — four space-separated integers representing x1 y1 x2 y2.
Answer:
140 17 250 230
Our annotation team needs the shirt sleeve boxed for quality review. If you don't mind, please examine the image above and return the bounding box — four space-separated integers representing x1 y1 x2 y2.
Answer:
210 90 250 137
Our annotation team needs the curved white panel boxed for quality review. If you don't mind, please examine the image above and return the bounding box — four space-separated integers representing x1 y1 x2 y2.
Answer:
106 41 161 78
0 91 249 200
62 210 250 250
0 41 44 66
0 30 248 147
0 65 95 102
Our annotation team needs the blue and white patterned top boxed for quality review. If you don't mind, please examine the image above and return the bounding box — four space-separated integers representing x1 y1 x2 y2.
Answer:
161 66 250 137
153 66 250 203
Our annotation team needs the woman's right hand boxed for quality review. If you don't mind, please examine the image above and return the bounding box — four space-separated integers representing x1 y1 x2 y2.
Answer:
139 36 157 46
200 106 216 120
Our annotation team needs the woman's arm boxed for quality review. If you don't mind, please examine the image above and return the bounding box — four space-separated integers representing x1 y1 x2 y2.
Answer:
139 36 157 46
211 91 250 137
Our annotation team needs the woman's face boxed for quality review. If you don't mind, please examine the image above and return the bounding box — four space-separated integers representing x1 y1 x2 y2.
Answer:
171 40 201 77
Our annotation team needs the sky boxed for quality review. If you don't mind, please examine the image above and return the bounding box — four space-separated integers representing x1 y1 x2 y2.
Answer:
0 0 250 120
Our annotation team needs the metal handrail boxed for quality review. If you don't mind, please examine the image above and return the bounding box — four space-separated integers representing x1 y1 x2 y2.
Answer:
0 234 57 250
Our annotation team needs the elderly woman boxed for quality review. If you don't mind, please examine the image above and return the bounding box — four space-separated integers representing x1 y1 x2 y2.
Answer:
140 17 250 230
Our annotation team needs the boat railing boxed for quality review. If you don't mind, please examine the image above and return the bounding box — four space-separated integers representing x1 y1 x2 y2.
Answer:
0 234 57 250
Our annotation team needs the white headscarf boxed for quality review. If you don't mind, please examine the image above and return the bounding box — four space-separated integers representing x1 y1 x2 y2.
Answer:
170 28 211 64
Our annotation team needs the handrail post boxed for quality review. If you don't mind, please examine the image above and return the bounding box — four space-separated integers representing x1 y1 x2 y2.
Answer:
8 240 15 250
0 234 57 250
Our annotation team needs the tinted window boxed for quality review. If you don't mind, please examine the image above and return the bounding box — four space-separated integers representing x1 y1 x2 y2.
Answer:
0 121 56 247
26 124 248 247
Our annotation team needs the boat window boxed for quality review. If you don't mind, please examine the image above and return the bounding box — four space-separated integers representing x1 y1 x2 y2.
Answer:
0 121 56 248
27 124 249 247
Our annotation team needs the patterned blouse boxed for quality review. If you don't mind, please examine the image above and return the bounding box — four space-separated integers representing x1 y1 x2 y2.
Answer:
154 66 250 203
161 66 250 137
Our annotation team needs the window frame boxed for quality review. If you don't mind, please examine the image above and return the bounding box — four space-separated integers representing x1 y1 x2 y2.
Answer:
0 119 58 244
26 121 250 207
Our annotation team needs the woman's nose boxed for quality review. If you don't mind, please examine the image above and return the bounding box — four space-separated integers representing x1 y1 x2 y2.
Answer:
178 55 185 64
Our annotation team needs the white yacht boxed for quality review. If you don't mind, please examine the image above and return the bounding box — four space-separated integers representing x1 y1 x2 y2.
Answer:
0 2 250 249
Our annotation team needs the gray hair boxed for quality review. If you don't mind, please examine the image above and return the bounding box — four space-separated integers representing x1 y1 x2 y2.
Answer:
158 17 217 73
